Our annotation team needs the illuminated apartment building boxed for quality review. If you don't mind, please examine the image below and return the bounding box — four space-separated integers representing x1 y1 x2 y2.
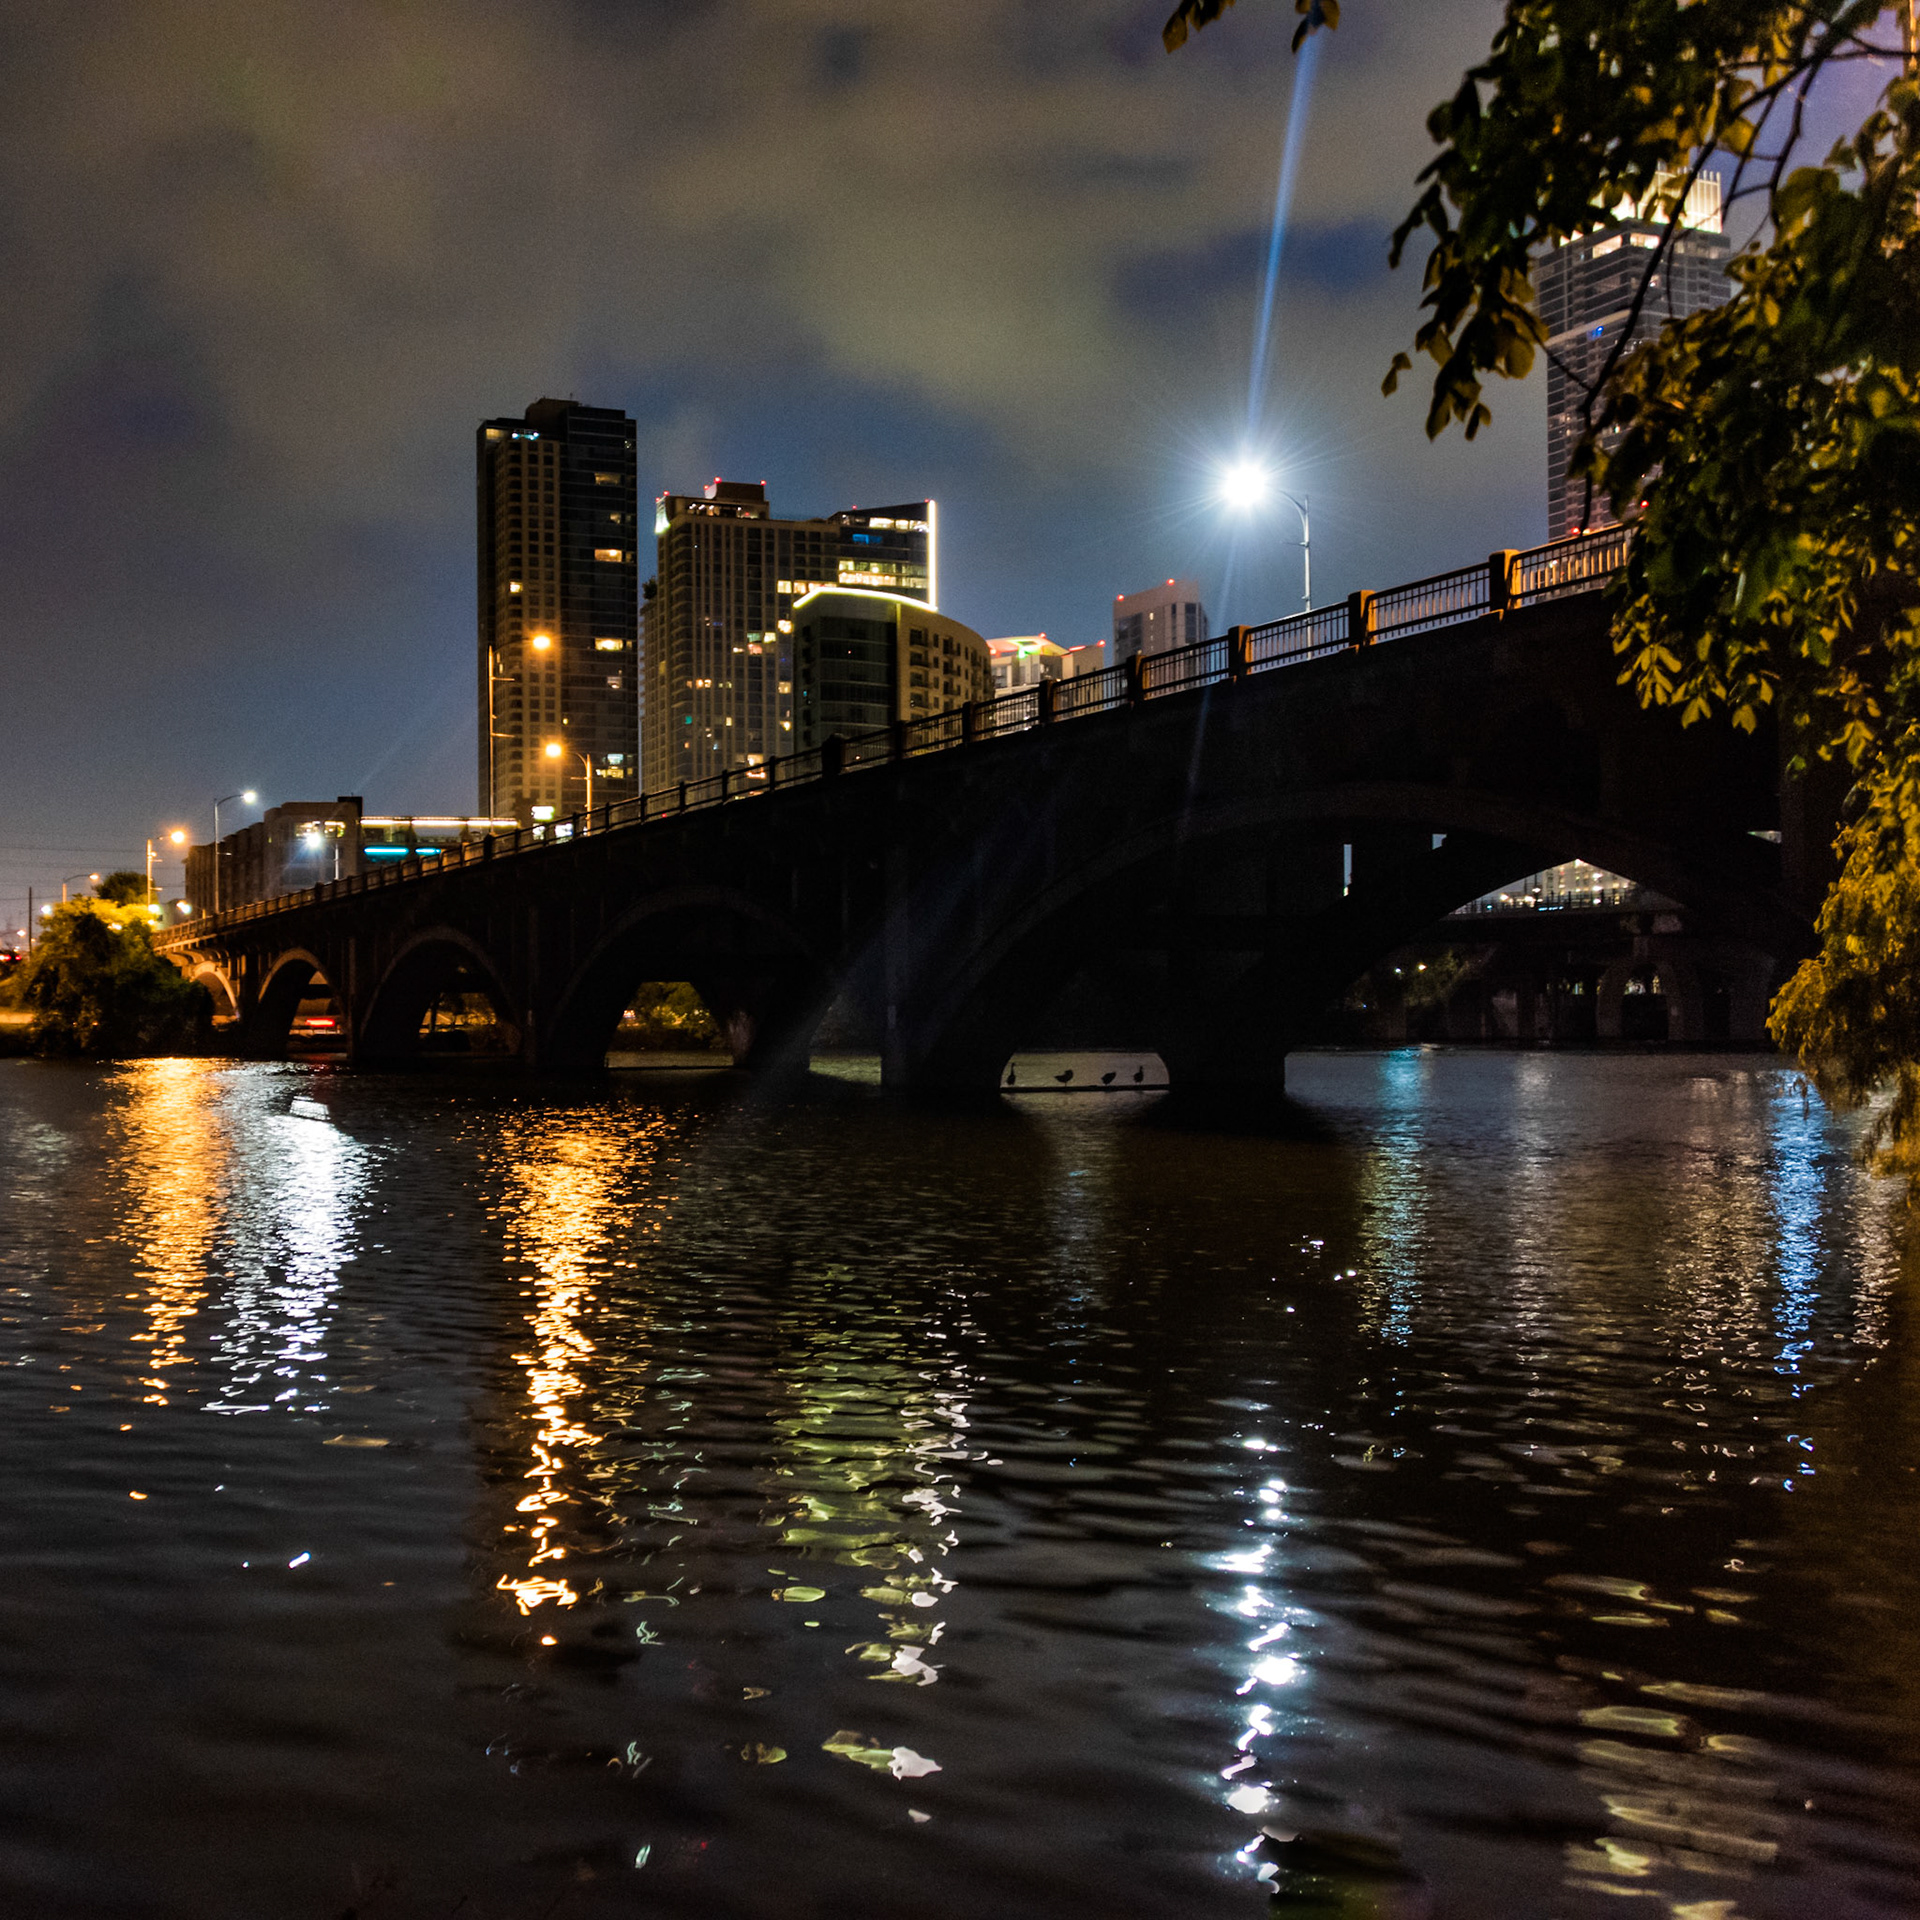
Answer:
1112 579 1208 666
477 399 639 820
792 589 992 752
644 481 935 786
1537 173 1729 538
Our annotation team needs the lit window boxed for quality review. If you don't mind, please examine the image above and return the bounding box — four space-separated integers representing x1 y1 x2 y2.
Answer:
508 582 522 594
594 638 624 651
594 472 621 485
594 547 627 563
1592 235 1623 257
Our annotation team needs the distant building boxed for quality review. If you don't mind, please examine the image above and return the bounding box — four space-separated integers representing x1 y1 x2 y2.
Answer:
186 801 516 914
645 481 935 788
1537 173 1730 539
987 635 1104 693
477 399 639 822
793 589 991 752
1112 579 1207 667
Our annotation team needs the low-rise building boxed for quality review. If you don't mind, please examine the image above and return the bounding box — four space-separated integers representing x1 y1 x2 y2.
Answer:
987 635 1105 693
185 800 517 914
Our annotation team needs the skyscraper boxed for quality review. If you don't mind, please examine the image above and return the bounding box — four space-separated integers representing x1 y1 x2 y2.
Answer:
477 399 639 820
644 482 935 787
1537 174 1730 539
1111 579 1208 667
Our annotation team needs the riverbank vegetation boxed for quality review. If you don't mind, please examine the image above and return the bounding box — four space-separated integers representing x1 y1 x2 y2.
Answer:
8 897 207 1057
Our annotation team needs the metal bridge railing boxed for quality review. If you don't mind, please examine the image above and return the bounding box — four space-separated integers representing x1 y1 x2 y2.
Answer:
159 524 1631 948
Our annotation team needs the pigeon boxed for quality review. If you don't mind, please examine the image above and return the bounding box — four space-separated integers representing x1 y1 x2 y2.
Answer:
1132 1065 1145 1084
1054 1068 1074 1084
1006 1066 1017 1086
1101 1070 1117 1085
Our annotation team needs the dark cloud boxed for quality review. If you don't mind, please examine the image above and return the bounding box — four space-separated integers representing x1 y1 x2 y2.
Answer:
0 0 1536 925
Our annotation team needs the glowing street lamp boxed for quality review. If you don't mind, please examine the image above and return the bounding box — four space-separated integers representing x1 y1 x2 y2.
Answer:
543 739 594 811
146 830 189 909
210 789 257 913
59 870 101 903
1220 458 1311 612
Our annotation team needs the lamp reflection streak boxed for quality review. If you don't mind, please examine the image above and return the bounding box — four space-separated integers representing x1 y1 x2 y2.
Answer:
765 1274 976 1688
493 1117 650 1615
207 1105 363 1415
109 1061 225 1405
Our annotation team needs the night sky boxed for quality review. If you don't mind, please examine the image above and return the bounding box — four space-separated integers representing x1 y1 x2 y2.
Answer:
1 0 1549 930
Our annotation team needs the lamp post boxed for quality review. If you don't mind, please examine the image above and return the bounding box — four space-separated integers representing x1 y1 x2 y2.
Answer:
147 831 188 912
1220 462 1311 613
1275 489 1311 613
59 871 101 903
543 740 592 812
210 790 256 914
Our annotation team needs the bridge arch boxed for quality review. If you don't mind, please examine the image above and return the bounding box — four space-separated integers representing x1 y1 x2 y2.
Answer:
248 949 336 1059
542 886 832 1073
183 963 238 1022
894 780 1800 1089
358 929 520 1064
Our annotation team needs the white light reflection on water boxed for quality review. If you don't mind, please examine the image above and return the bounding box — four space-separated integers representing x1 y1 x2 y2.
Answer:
206 1096 366 1416
1351 1049 1432 1346
1767 1078 1826 1386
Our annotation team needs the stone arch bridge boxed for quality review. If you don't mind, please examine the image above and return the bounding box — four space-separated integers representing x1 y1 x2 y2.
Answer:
157 530 1826 1091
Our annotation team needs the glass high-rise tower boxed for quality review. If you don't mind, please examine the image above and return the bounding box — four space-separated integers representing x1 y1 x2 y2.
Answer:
1536 174 1729 539
477 399 639 820
644 481 935 789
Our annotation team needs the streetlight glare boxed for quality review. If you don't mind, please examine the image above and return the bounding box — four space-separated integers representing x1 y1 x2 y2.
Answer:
242 790 257 805
1220 459 1270 511
544 741 563 759
168 829 188 846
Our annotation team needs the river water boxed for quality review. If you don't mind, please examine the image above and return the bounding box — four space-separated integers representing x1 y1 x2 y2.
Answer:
0 1051 1915 1920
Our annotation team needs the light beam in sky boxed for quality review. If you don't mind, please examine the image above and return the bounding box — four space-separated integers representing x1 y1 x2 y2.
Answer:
1245 34 1321 438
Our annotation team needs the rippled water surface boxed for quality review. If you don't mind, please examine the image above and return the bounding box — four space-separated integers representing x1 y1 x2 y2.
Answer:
1 1051 1917 1919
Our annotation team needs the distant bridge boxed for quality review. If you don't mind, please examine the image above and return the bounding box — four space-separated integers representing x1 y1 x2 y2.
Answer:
158 528 1826 1088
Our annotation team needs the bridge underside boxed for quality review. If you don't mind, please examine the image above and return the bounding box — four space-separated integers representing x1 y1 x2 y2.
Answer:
161 596 1821 1092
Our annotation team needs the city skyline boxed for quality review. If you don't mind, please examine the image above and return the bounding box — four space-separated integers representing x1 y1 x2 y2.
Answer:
0 3 1560 933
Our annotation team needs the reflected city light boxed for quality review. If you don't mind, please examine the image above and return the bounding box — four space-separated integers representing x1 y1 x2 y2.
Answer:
109 1060 225 1405
487 1112 673 1616
207 1092 364 1416
764 1277 976 1692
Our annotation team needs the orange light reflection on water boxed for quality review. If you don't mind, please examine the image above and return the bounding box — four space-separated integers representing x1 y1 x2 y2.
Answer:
493 1112 667 1615
109 1060 225 1405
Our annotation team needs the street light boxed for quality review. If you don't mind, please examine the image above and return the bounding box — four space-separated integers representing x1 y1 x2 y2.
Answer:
543 739 595 811
58 871 101 903
1220 459 1311 612
210 789 257 914
147 831 189 910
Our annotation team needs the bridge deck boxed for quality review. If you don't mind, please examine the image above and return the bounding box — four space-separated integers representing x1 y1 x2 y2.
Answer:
159 526 1632 950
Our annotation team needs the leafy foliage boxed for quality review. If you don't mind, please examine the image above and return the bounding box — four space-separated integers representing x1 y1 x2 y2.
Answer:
616 980 722 1050
94 869 150 906
17 900 208 1057
1772 748 1920 1184
1163 0 1335 55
